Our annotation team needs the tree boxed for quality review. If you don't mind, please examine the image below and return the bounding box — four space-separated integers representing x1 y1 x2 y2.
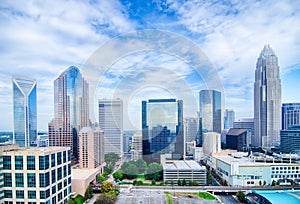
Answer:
276 180 280 185
84 185 93 200
94 194 114 204
98 175 105 183
145 162 163 180
152 179 156 185
178 179 182 186
236 191 245 201
182 179 187 186
207 171 212 185
135 159 147 173
105 153 120 165
113 170 124 180
263 180 266 186
101 181 113 193
67 200 77 204
259 180 262 186
271 180 276 186
123 164 138 179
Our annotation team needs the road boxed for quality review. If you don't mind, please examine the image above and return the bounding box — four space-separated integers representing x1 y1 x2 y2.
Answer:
217 194 239 204
116 189 166 204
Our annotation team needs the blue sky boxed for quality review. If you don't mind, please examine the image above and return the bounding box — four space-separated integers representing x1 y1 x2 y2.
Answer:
0 0 299 131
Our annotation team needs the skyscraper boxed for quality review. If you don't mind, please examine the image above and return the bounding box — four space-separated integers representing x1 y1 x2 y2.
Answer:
254 45 281 147
184 117 198 143
142 99 183 163
98 99 123 158
282 103 300 130
13 77 37 147
48 66 89 162
198 90 222 146
224 109 235 129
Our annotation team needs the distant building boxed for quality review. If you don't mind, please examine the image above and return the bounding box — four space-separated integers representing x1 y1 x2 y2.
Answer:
254 45 281 147
234 118 254 147
282 103 300 130
1 145 71 203
280 126 300 153
123 133 131 154
198 90 222 146
191 147 204 162
12 77 37 148
98 99 123 158
131 132 142 160
184 117 198 143
202 132 221 155
36 134 49 147
224 109 235 129
226 128 251 151
79 126 105 169
142 99 183 163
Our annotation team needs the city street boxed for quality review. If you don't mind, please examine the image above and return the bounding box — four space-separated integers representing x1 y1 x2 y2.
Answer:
217 194 239 204
116 190 166 204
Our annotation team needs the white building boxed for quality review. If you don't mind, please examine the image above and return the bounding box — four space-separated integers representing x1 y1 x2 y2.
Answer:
99 99 123 158
1 145 71 203
131 132 142 161
202 132 221 155
79 126 105 169
254 45 281 147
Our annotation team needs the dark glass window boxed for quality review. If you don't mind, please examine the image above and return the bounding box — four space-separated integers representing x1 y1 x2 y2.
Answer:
4 173 12 187
40 191 46 199
57 167 62 180
27 173 36 187
28 191 36 199
52 186 56 194
39 156 45 170
51 153 55 167
45 155 49 169
3 156 11 170
39 173 45 187
58 182 62 191
68 164 71 175
64 179 67 187
68 150 71 161
16 190 24 199
4 190 12 198
15 156 23 170
27 156 35 170
63 151 66 163
63 165 67 177
51 169 56 184
57 152 62 165
15 173 24 187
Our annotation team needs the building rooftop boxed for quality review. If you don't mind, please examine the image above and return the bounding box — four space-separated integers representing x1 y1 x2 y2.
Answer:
72 168 101 180
2 146 69 154
163 160 205 171
227 128 249 136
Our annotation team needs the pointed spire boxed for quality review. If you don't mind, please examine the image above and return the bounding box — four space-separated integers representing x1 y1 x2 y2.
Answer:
260 44 275 57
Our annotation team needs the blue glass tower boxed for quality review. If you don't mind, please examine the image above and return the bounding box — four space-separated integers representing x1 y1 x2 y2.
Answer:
13 77 37 147
142 99 183 163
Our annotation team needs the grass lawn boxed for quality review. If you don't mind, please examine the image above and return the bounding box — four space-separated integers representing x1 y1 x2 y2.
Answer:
164 192 173 204
137 174 145 180
197 192 216 200
74 195 85 204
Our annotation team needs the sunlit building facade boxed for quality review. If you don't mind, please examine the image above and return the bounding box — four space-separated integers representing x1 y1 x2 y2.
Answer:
13 77 37 148
282 103 300 130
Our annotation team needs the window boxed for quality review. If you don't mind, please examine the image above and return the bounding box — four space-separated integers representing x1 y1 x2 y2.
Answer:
39 173 45 187
27 156 35 170
68 150 71 161
27 173 36 187
57 167 62 180
64 189 67 197
52 185 56 194
63 165 67 177
28 191 36 199
15 156 23 170
63 151 66 163
52 197 56 204
57 152 62 165
51 154 55 167
46 189 50 198
4 190 12 198
39 156 45 170
40 191 46 199
4 173 12 187
51 169 56 184
58 182 62 191
45 155 49 169
68 176 71 185
58 192 62 201
64 179 67 187
3 156 11 170
16 190 24 199
68 164 71 175
15 173 24 187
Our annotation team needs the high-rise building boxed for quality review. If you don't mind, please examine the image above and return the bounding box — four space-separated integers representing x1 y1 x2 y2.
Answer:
282 103 300 130
254 45 282 147
184 117 198 143
13 77 37 148
233 118 254 146
142 99 183 163
48 66 89 162
198 90 222 146
131 132 142 161
98 99 123 158
224 109 235 129
202 132 221 155
79 126 105 169
280 126 300 153
1 145 71 203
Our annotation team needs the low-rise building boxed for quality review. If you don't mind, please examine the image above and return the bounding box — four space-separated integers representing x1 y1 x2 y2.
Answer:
226 128 251 151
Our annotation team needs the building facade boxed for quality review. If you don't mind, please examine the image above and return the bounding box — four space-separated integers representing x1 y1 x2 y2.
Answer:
233 118 254 146
254 45 281 147
48 66 89 162
224 109 235 129
79 126 105 169
131 132 142 161
226 128 251 151
198 90 222 146
202 132 221 155
1 145 71 203
282 103 300 130
98 99 123 158
13 77 37 148
184 117 198 143
280 126 300 153
142 99 183 163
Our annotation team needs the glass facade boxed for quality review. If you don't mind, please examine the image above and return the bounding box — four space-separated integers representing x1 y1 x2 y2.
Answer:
15 156 23 170
27 156 35 170
27 173 36 187
13 77 37 148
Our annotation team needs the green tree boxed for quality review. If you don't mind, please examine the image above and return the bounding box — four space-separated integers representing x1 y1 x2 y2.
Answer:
135 159 147 173
123 163 138 179
67 199 77 204
94 194 114 204
236 191 245 201
207 171 212 185
178 179 182 186
101 181 113 193
98 175 105 183
84 185 93 200
145 162 163 180
105 153 120 164
182 179 187 186
271 180 276 186
263 180 266 186
152 179 156 185
113 170 124 180
259 180 262 186
276 180 280 185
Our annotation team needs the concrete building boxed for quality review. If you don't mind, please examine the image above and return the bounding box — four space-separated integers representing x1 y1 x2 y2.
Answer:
208 150 300 187
12 77 37 148
233 118 254 146
191 147 204 162
254 45 281 147
162 159 207 185
1 145 71 203
280 126 300 153
202 132 221 155
79 126 105 169
226 128 251 151
184 117 198 143
282 103 300 130
131 132 142 161
99 99 123 158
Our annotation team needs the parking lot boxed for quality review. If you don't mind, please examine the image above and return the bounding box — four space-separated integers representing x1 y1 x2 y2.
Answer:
116 190 166 204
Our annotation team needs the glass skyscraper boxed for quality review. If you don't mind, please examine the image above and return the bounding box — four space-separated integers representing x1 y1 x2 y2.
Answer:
282 103 300 130
13 77 37 148
142 99 183 163
224 109 235 129
254 45 281 147
48 66 89 162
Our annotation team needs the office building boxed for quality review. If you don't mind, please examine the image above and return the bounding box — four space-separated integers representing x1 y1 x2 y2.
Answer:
131 132 142 161
48 66 89 162
12 77 37 148
282 103 300 130
280 126 300 153
202 132 221 155
198 90 222 146
79 126 105 169
99 99 123 158
184 117 198 143
254 45 281 147
226 128 251 151
224 109 235 129
142 99 183 163
233 118 254 146
1 145 71 203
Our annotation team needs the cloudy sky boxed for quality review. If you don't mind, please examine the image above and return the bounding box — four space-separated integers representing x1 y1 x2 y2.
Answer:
0 0 299 131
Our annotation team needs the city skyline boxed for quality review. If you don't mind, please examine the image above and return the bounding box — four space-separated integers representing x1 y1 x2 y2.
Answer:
0 1 300 131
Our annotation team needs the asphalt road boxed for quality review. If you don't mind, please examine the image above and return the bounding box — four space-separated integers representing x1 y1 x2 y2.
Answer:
217 194 239 204
116 190 166 204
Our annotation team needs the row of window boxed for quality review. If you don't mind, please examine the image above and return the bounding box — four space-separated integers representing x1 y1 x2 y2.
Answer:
3 166 71 188
271 174 299 178
3 150 71 170
271 166 299 170
272 171 300 174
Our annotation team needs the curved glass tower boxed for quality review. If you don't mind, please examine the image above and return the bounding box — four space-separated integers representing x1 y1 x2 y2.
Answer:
13 77 37 147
